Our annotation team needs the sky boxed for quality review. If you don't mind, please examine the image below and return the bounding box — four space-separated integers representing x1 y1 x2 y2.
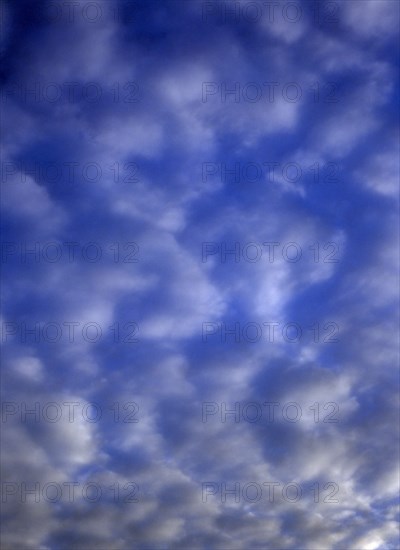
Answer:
0 0 399 549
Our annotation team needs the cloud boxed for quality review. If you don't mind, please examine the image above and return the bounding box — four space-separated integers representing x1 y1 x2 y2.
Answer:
1 0 398 548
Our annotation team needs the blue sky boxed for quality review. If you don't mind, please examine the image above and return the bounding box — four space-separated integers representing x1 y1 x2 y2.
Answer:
1 0 399 548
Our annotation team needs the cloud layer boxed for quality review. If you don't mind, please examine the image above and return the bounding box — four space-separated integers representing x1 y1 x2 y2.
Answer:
1 1 399 548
